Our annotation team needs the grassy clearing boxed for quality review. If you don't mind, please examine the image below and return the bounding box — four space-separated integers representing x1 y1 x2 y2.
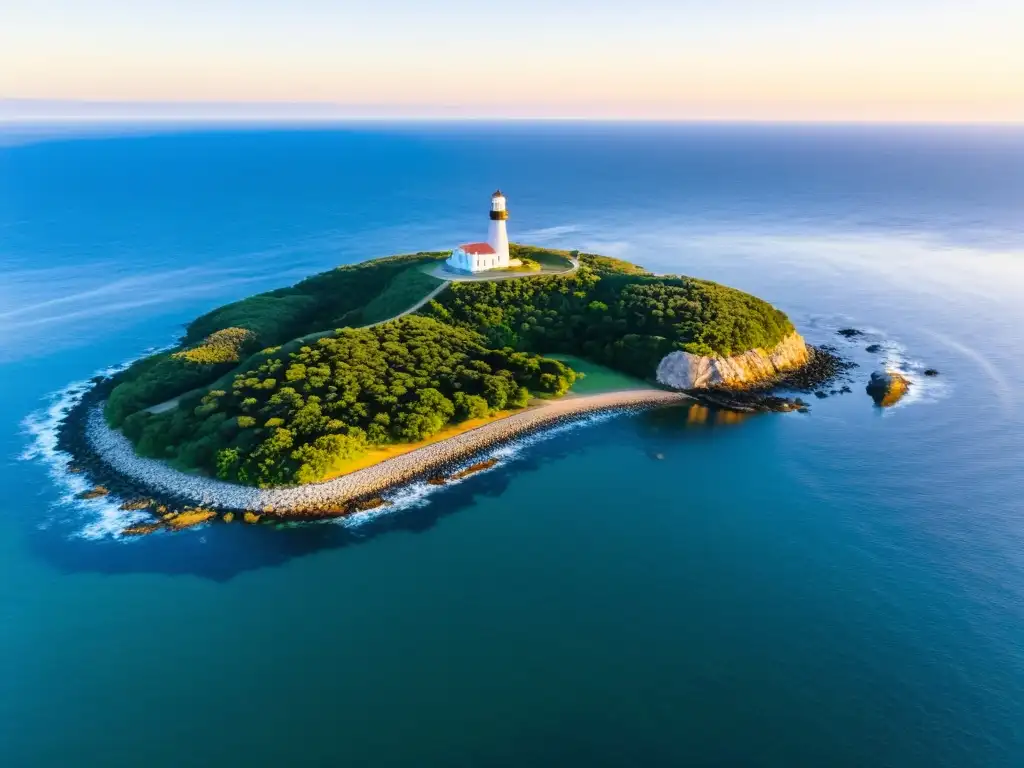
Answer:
545 354 651 395
359 266 446 325
511 244 575 270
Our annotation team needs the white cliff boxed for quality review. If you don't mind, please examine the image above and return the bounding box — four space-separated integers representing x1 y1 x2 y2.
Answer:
655 332 810 390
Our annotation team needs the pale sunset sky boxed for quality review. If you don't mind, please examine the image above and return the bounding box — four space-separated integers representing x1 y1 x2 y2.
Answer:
2 0 1023 122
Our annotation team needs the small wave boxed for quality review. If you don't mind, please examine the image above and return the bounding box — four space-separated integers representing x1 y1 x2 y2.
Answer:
802 315 951 411
25 357 654 538
18 348 174 540
341 409 621 528
866 338 951 410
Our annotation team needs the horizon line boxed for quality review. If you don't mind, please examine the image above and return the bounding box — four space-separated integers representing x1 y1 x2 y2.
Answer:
2 99 1023 127
3 115 1024 127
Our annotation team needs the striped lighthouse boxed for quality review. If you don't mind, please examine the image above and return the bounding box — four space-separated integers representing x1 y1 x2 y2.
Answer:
487 190 510 266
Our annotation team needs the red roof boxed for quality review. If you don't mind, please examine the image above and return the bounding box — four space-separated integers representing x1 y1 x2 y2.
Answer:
459 242 496 255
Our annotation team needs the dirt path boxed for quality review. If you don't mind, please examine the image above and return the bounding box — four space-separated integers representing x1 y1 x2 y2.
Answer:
381 279 450 321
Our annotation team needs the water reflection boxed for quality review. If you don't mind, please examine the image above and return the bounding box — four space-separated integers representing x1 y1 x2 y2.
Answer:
637 401 755 431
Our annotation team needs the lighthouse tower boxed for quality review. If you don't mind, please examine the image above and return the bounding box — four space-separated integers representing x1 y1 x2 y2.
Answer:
445 190 513 273
487 190 510 267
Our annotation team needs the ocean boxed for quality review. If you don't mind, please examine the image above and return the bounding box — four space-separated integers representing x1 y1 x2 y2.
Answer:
2 123 1024 766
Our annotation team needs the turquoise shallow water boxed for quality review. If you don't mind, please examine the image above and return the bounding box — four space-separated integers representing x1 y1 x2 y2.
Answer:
2 124 1024 766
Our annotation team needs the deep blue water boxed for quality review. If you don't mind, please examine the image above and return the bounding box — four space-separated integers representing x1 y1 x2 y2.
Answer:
2 123 1024 767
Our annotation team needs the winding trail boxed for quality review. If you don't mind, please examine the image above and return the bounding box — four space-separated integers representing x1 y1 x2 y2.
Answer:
144 254 579 415
91 389 686 513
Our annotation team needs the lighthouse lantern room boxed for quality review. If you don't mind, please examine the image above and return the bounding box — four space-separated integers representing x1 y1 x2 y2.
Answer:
446 191 513 273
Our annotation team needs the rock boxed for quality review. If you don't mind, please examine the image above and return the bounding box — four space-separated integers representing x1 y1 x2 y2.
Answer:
656 332 809 390
865 344 883 353
449 458 499 481
866 370 910 407
165 508 217 530
351 496 387 512
119 498 153 511
77 485 110 500
814 391 828 399
122 523 163 536
924 368 939 377
838 328 864 338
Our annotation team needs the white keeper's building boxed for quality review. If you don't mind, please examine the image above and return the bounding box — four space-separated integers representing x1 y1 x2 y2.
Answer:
446 190 512 273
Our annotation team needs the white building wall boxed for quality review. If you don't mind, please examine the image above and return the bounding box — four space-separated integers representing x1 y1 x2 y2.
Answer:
487 220 510 267
447 247 495 273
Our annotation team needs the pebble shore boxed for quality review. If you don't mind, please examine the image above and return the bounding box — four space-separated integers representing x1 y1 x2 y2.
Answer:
83 390 687 516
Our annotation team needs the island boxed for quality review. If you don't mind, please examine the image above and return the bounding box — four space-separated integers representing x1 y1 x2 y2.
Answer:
59 242 832 534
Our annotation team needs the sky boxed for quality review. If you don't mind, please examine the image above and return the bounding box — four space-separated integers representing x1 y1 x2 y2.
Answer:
2 0 1023 122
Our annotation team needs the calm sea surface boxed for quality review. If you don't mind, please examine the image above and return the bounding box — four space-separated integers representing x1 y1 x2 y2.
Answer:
2 124 1024 767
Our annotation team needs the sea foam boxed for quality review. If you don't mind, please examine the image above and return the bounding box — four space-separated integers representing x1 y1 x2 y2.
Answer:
18 349 172 540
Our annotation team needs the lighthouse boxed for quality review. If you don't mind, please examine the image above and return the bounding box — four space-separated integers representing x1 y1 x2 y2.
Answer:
446 190 513 273
487 190 510 265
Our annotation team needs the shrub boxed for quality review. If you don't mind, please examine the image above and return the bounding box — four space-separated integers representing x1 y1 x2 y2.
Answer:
172 327 255 364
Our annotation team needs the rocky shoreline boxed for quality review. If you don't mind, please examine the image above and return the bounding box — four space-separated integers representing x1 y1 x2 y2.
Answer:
54 341 854 533
59 381 687 531
684 344 856 413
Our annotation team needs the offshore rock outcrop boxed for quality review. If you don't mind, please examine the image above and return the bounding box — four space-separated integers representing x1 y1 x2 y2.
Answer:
655 332 810 390
866 370 911 407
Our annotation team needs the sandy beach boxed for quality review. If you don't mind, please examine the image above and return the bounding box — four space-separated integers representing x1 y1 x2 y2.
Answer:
85 389 686 514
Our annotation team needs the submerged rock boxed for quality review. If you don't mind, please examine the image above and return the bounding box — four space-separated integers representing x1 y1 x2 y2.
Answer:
77 485 110 500
924 368 940 377
865 344 883 354
866 370 911 407
165 508 218 530
122 522 163 537
838 328 865 338
119 498 153 511
656 332 810 390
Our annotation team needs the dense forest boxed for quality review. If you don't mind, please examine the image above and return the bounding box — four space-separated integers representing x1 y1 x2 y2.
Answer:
423 252 794 378
105 245 794 487
105 252 449 426
121 316 575 486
